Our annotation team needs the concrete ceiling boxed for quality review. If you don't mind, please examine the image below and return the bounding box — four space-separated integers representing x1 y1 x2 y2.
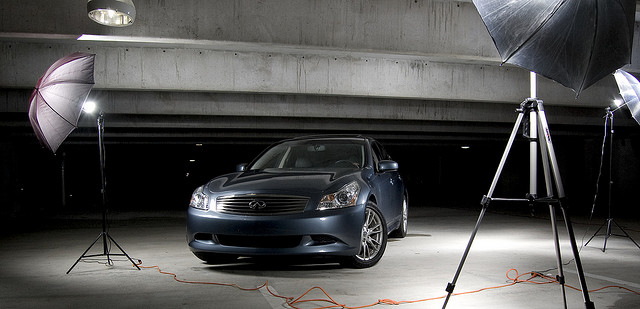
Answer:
2 0 640 145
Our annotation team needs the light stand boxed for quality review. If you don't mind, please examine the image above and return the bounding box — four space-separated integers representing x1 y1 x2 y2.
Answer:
67 111 140 273
442 73 594 309
584 107 640 252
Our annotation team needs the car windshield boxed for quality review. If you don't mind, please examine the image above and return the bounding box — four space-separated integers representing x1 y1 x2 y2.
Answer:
249 140 366 170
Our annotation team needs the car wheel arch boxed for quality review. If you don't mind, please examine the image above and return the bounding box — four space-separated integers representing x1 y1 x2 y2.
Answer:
389 193 409 238
341 199 388 268
367 194 378 206
365 193 396 234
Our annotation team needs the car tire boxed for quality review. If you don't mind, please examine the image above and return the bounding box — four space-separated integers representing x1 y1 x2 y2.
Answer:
390 195 408 238
341 201 387 268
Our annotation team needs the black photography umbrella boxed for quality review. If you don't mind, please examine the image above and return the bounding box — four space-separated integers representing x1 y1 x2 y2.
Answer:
474 0 635 95
28 52 96 153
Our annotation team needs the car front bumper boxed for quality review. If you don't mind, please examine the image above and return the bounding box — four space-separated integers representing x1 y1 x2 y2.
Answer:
186 203 365 257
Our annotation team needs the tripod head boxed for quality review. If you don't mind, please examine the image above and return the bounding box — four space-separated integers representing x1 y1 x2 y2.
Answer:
519 98 543 140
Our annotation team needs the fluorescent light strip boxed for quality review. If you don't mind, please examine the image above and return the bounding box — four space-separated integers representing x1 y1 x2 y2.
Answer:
78 34 190 44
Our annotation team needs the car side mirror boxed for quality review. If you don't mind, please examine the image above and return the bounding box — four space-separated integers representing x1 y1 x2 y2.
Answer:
236 163 247 172
378 160 398 172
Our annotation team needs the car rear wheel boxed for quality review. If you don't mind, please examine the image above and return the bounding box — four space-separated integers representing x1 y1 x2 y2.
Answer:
390 195 408 238
341 201 387 268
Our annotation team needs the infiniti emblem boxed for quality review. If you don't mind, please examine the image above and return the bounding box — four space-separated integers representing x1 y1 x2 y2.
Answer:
248 200 267 210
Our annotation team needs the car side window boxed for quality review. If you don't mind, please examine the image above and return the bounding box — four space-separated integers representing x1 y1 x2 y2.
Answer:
372 146 380 166
371 141 384 171
374 142 390 159
372 141 395 172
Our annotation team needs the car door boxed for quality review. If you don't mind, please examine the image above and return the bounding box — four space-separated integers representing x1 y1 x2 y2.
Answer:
369 141 404 228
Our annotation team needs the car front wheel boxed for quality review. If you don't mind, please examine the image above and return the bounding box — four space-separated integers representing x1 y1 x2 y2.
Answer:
342 201 387 268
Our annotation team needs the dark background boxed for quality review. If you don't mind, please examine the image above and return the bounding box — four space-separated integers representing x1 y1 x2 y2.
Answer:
2 118 639 226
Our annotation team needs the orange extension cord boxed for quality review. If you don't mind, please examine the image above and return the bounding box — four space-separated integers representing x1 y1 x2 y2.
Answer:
134 262 639 309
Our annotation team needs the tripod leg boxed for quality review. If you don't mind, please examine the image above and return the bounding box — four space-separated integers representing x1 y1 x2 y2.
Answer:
549 205 568 309
603 218 613 252
486 113 525 198
106 233 141 270
560 205 595 309
528 108 538 198
584 221 606 247
67 232 105 274
538 122 568 308
442 204 488 308
612 220 640 250
442 111 524 309
537 104 595 309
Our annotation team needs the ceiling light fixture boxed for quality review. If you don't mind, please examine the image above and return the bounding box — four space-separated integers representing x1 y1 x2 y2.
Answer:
87 0 136 27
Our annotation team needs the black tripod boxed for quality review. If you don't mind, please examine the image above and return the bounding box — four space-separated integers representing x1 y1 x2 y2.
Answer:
442 97 594 309
584 107 640 252
67 112 140 274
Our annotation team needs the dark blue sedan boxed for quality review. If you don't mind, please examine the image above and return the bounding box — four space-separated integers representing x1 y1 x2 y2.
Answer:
187 135 408 268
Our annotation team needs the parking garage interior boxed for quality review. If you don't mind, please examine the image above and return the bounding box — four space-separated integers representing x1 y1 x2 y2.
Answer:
1 1 640 308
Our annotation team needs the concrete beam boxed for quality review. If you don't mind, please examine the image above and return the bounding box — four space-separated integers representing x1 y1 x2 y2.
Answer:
0 40 620 108
4 88 630 128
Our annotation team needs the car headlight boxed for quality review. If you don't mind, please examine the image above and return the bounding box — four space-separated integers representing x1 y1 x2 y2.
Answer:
317 181 360 210
189 185 210 210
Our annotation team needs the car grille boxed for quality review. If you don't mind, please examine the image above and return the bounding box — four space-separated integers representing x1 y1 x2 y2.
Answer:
216 194 309 215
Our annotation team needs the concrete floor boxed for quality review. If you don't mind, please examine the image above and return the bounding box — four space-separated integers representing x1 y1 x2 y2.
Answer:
1 206 639 309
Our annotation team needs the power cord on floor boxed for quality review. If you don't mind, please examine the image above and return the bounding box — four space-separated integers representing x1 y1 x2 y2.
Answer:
122 260 639 309
527 270 640 296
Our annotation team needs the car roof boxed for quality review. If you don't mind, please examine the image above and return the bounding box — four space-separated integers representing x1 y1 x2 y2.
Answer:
283 134 372 142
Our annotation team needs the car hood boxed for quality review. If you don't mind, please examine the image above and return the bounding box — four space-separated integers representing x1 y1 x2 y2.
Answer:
205 168 362 195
